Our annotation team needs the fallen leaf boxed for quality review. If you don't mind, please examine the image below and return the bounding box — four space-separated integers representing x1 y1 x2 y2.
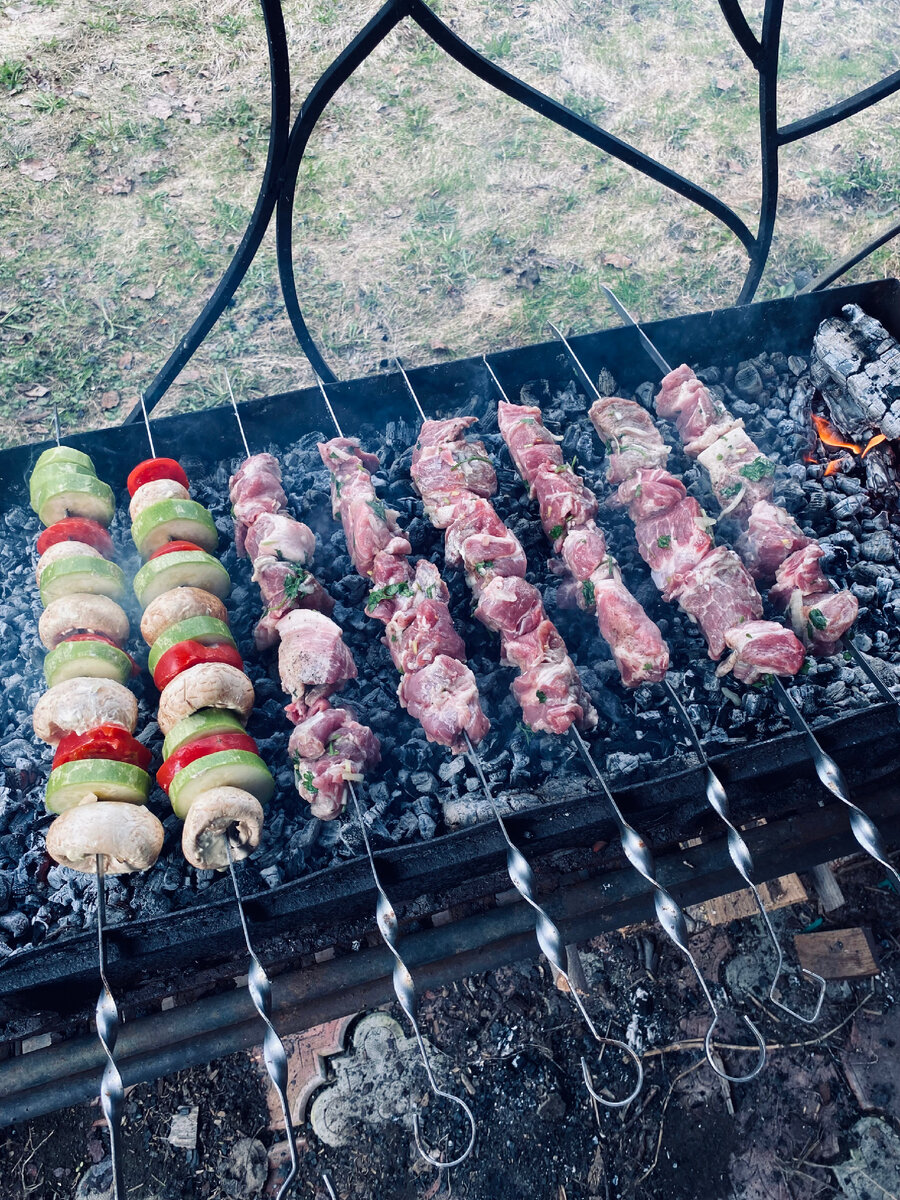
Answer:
158 73 179 94
176 368 203 385
25 385 49 398
118 351 134 370
147 97 173 120
131 284 156 301
603 252 632 269
384 207 403 219
18 159 58 182
430 341 450 353
100 390 120 409
713 76 734 91
98 176 133 195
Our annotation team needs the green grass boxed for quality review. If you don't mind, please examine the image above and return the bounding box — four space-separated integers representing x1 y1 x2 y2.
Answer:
0 0 898 446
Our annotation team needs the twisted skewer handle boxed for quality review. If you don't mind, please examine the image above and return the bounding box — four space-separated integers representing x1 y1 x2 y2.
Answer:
226 846 299 1200
350 784 476 1168
465 735 643 1106
772 677 900 892
95 857 125 1200
568 727 767 1080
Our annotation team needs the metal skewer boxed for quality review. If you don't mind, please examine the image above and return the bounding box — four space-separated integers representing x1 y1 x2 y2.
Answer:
390 363 651 1103
140 383 299 1198
592 290 900 895
54 406 126 1197
318 369 642 1109
483 356 825 1024
248 373 476 1164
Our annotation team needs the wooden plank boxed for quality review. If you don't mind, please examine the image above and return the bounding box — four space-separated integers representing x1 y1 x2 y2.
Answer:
689 873 807 926
809 863 846 912
794 928 880 980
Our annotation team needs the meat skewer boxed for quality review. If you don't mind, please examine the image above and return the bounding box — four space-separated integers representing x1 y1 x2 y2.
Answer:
552 304 900 896
394 362 767 1083
230 388 480 1156
135 391 301 1197
315 374 644 1111
484 358 826 1025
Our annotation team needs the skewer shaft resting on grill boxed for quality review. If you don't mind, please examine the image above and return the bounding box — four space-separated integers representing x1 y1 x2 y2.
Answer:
593 289 900 895
394 360 763 1084
535 334 827 1023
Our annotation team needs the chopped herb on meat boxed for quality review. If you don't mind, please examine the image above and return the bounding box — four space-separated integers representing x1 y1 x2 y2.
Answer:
283 566 310 601
549 524 565 540
367 497 387 522
581 579 595 606
808 608 828 631
739 457 775 481
366 580 413 611
536 690 547 703
657 535 671 548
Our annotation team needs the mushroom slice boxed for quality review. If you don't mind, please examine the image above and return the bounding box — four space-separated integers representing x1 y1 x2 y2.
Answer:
33 677 138 745
181 786 264 870
39 593 130 650
35 540 104 586
140 586 228 647
46 800 164 874
157 662 254 734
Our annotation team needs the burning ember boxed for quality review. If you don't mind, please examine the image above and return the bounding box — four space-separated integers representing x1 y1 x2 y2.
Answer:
811 412 887 475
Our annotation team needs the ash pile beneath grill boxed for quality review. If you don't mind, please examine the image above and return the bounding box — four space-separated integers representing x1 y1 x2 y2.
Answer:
0 341 899 963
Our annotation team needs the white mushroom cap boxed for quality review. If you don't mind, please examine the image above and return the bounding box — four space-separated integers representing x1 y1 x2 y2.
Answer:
33 677 138 745
35 540 104 585
157 662 254 734
39 593 130 650
140 586 229 647
129 478 191 523
181 787 264 870
46 800 164 874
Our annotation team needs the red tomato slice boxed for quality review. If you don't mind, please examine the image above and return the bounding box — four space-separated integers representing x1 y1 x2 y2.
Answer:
152 640 244 691
62 633 140 676
37 518 114 558
127 457 190 497
53 724 152 771
148 540 206 559
156 731 259 794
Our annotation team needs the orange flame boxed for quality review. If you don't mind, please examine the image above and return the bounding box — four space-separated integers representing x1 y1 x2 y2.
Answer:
823 460 842 477
862 433 887 458
811 413 862 454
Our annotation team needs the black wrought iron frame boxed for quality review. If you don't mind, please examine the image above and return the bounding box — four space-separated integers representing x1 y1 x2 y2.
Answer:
130 0 900 415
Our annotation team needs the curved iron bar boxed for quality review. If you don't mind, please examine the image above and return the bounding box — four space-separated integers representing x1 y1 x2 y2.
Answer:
463 735 644 1107
779 68 900 145
737 0 785 305
715 0 761 67
276 0 756 380
347 780 477 1166
127 0 292 421
803 217 900 294
569 727 766 1083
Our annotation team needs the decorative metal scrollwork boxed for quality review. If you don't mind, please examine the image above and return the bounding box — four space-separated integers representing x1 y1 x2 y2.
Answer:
130 0 900 419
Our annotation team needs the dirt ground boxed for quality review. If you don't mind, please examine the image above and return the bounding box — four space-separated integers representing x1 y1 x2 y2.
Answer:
3 854 898 1200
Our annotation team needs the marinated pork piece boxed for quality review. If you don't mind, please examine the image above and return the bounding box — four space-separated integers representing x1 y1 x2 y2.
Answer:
634 496 715 601
696 426 777 516
229 452 289 552
559 523 611 584
510 630 598 735
588 396 670 483
289 704 381 820
474 575 544 638
735 500 811 582
719 620 807 685
384 597 468 675
676 547 763 659
366 551 417 622
654 364 742 456
277 610 358 718
497 401 564 483
252 557 335 650
593 577 669 686
410 431 497 528
243 511 316 565
398 654 490 751
317 437 411 576
444 496 528 592
530 463 598 552
615 468 687 523
770 543 859 653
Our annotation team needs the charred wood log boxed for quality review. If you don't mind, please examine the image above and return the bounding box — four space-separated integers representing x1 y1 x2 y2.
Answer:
812 304 900 439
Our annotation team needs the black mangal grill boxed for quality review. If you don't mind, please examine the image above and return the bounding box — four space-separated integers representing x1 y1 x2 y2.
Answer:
2 280 900 1125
